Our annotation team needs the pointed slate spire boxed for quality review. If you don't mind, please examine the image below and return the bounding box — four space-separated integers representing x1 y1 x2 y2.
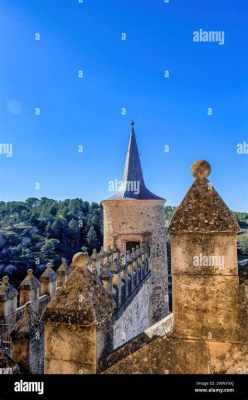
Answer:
122 120 145 189
108 121 164 200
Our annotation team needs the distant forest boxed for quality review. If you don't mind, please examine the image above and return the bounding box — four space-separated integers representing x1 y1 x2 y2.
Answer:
0 198 248 287
0 198 103 286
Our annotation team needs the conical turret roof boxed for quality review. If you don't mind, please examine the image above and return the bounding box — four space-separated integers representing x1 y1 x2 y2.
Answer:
106 121 164 201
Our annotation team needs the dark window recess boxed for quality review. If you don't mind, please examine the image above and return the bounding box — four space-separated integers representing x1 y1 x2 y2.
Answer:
126 241 140 252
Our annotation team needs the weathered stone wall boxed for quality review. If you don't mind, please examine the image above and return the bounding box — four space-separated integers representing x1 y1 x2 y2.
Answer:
102 199 169 325
10 302 44 374
113 278 151 349
11 339 29 373
103 333 248 374
29 326 44 374
1 298 17 327
44 322 97 374
171 233 241 342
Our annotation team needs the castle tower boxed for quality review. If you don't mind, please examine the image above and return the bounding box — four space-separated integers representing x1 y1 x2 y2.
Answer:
102 122 169 323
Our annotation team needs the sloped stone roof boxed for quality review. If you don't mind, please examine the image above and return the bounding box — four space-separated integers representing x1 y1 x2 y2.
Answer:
42 254 115 326
169 160 240 234
0 276 18 301
0 347 20 372
57 258 68 272
10 302 43 340
19 269 40 290
40 263 56 281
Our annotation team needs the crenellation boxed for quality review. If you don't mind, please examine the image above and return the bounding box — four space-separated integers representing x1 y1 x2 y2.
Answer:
120 254 129 301
98 247 106 268
110 259 122 306
131 248 138 286
90 249 98 272
19 269 40 313
100 262 113 296
40 263 57 299
0 276 18 330
106 246 113 263
112 245 119 261
56 258 69 287
126 251 135 292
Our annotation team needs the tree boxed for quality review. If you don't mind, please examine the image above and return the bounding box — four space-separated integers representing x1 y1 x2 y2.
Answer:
68 218 80 248
87 225 97 250
40 239 60 260
238 236 248 255
0 235 6 249
49 206 57 217
25 198 39 208
51 218 64 238
0 264 5 277
5 264 17 277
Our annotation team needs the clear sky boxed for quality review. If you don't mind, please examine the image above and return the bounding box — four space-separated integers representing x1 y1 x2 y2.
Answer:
0 0 247 211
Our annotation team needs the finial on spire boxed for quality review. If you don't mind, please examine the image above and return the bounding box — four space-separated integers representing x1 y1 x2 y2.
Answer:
131 120 135 127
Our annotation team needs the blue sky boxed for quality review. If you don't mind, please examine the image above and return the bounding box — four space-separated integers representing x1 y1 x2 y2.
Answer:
0 0 247 211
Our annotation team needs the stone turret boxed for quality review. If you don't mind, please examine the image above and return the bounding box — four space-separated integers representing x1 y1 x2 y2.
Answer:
19 269 40 313
102 121 169 324
40 263 57 298
57 258 69 288
169 160 241 343
42 252 115 374
10 302 44 374
0 276 18 330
